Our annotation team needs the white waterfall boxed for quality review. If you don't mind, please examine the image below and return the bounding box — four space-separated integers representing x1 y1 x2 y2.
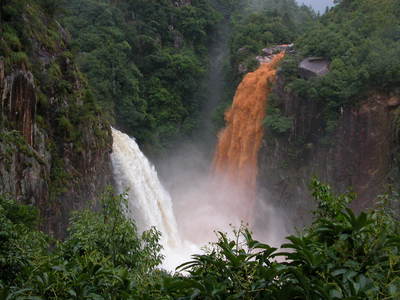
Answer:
110 128 197 271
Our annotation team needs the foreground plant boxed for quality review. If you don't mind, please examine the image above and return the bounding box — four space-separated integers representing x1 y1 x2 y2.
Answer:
1 181 399 299
154 179 400 300
0 189 163 300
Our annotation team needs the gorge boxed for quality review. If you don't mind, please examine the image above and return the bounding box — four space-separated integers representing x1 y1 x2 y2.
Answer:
1 0 399 298
109 52 288 270
212 52 285 222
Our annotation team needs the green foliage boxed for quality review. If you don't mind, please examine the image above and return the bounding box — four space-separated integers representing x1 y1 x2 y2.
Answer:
0 188 164 299
57 116 74 138
0 130 44 169
62 0 220 149
279 181 400 299
264 106 293 134
0 0 108 162
1 183 399 299
48 154 72 199
229 0 315 75
280 0 400 138
310 178 355 218
0 195 47 286
169 181 400 300
176 227 281 299
63 188 163 274
37 0 65 16
0 0 65 71
214 0 314 131
2 30 22 51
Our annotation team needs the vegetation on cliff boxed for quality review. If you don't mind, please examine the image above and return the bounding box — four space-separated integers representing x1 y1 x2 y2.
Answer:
1 0 400 299
260 0 400 205
213 0 315 128
1 182 399 299
277 0 400 136
0 0 112 237
61 0 221 149
61 0 316 146
0 0 110 157
229 0 315 77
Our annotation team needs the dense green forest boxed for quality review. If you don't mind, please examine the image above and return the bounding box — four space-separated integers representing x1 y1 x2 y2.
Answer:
273 0 400 137
62 0 222 149
0 0 111 203
229 0 315 76
61 0 317 147
213 0 315 127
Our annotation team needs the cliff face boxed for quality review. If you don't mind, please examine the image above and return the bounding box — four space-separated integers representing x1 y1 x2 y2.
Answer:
259 74 399 225
0 4 112 238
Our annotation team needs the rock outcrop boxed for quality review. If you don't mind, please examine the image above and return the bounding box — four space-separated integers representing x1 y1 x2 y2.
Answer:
258 73 399 226
256 44 293 64
1 69 37 145
299 57 330 79
0 5 113 238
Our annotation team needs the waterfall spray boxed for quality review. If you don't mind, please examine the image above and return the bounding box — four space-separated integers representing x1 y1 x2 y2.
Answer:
109 53 286 270
212 52 285 222
111 128 197 270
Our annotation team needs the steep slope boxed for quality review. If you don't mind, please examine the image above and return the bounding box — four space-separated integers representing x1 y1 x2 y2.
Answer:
62 0 220 150
0 1 112 237
259 0 400 222
260 80 399 225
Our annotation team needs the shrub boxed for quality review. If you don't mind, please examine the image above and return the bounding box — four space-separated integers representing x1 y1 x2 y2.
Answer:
0 195 47 286
264 107 293 135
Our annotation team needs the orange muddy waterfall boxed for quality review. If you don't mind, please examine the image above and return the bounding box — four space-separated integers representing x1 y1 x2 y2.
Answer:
212 52 285 221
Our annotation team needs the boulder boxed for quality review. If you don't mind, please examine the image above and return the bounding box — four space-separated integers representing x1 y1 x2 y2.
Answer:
238 63 248 74
387 96 400 107
262 44 293 56
256 56 271 64
299 57 329 79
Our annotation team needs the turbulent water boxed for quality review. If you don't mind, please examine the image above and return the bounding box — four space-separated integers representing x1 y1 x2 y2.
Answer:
110 53 286 270
212 53 285 221
110 128 196 270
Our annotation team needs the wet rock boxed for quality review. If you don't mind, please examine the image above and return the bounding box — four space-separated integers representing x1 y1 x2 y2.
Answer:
0 19 113 239
238 47 249 54
169 25 184 49
262 44 293 56
262 48 274 56
256 56 271 64
299 57 330 79
238 63 248 74
2 70 37 146
257 44 293 65
259 73 396 227
387 96 400 107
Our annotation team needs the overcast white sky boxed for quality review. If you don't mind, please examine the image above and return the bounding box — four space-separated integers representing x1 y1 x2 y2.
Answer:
296 0 335 13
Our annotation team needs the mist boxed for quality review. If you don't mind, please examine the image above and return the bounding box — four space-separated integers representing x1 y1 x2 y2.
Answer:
154 25 292 255
296 0 335 12
157 142 290 248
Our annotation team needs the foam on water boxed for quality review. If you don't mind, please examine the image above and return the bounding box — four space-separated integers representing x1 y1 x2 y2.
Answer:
111 128 197 271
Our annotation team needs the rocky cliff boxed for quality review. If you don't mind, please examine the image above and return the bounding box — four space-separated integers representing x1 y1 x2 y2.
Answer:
0 2 112 238
259 69 400 226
